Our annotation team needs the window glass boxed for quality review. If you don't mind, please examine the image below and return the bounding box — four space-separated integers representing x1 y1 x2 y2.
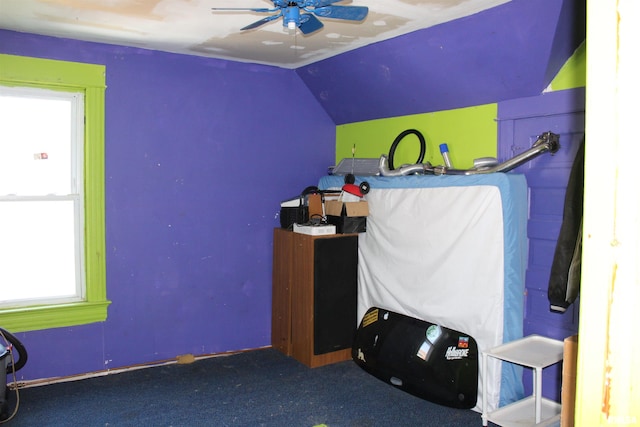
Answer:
0 87 84 308
0 200 80 304
0 89 79 196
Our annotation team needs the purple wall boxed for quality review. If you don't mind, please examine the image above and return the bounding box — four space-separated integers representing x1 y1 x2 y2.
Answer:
0 30 335 381
297 0 585 124
498 88 585 401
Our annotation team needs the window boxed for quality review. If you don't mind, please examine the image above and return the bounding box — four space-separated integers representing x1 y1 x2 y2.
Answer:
1 88 84 305
0 54 110 332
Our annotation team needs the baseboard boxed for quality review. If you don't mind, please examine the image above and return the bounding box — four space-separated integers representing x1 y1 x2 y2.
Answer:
10 345 272 389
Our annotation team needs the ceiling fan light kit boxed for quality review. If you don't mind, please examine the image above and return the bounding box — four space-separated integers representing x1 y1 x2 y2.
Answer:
212 0 369 35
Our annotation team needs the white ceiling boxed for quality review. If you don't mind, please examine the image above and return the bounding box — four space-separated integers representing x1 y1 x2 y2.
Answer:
0 0 511 69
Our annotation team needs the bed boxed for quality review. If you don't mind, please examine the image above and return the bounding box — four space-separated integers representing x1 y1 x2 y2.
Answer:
318 173 528 412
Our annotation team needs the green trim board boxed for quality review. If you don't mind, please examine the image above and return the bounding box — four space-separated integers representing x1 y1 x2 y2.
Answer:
0 54 106 89
0 54 110 332
336 104 498 170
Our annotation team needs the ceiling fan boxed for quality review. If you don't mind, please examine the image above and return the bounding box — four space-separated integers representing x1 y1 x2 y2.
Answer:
212 1 369 35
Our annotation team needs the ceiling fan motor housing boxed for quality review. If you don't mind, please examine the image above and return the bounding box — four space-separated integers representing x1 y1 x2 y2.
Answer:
213 0 368 35
283 6 301 29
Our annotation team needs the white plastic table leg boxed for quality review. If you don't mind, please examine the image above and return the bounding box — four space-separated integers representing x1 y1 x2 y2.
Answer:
481 352 488 426
534 366 542 423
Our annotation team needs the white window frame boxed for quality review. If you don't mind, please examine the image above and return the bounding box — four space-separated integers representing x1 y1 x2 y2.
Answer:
0 86 87 307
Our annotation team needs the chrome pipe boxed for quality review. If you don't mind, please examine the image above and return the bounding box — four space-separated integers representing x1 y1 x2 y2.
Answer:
378 131 560 177
447 131 560 175
378 155 433 176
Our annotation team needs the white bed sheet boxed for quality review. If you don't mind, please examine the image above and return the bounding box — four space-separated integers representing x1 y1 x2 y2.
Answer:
319 174 528 412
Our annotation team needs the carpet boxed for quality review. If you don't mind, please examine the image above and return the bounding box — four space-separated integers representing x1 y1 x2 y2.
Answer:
6 348 484 426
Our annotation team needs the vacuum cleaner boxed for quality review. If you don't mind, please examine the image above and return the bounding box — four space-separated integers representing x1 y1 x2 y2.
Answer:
0 328 27 422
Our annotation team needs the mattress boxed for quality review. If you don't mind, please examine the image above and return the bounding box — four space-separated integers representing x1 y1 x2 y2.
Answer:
319 173 528 412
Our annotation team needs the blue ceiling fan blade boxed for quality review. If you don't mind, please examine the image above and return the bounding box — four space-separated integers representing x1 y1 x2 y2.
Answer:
302 0 343 6
313 5 368 21
298 13 324 34
212 7 276 13
241 13 282 30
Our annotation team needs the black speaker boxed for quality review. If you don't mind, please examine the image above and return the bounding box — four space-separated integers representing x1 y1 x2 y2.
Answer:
313 236 358 355
352 307 478 409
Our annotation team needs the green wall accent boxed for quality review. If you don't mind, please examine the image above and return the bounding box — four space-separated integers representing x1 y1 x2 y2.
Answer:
336 104 498 170
335 44 586 167
549 41 586 91
0 54 110 332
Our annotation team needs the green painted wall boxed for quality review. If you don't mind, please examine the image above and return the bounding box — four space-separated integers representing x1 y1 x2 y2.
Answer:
335 43 587 167
336 104 497 169
549 41 586 91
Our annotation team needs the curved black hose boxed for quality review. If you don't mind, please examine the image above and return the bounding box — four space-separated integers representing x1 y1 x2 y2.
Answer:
0 328 27 373
388 129 426 170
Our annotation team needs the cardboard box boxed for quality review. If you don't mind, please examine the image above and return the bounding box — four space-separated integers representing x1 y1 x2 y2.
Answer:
561 334 578 427
307 193 323 220
325 200 369 233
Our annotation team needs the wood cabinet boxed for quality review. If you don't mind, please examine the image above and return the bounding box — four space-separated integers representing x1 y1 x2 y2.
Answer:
271 228 358 368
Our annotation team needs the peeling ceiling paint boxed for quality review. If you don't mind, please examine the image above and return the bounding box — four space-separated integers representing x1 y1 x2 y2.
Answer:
0 0 511 68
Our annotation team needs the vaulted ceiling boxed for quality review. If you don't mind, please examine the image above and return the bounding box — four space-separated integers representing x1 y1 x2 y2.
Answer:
1 0 511 68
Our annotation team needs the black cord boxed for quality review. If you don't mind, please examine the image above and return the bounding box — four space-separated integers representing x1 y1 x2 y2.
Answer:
0 328 26 423
388 129 426 170
295 214 327 227
0 329 26 373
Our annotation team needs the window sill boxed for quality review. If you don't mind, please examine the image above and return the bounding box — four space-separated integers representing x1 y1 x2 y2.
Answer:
0 300 111 332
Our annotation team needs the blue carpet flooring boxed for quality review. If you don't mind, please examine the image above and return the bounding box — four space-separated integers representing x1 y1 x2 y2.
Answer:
6 348 485 426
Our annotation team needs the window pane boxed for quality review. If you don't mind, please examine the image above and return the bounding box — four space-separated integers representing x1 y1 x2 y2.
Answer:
0 200 80 305
0 92 74 195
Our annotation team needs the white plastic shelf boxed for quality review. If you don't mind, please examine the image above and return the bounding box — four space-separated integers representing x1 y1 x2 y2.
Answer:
486 335 564 368
487 396 561 427
482 334 564 427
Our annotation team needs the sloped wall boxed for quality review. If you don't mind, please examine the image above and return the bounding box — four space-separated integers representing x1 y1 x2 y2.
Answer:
297 0 586 125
